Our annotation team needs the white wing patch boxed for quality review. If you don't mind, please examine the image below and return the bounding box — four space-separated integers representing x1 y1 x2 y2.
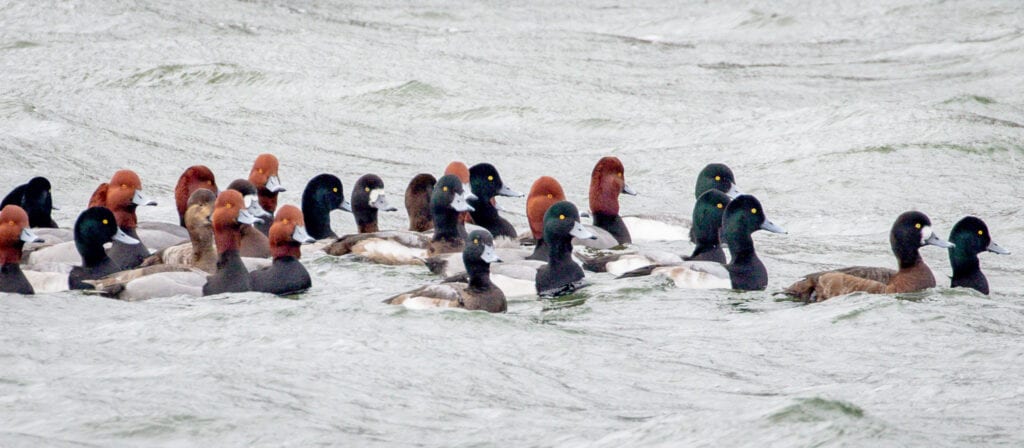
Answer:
654 262 731 289
23 270 70 293
353 239 427 265
622 216 689 241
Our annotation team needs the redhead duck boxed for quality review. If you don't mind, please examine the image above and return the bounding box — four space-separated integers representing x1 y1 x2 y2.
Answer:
226 179 273 258
524 176 564 261
622 195 785 290
536 201 598 297
405 173 436 232
324 175 470 264
783 211 952 302
301 174 352 240
947 216 1009 295
466 163 523 239
139 189 218 274
174 165 217 226
204 190 262 295
385 229 506 312
586 157 636 247
250 205 316 295
350 174 398 234
96 170 158 270
68 207 141 289
2 177 58 228
0 205 43 294
248 153 286 235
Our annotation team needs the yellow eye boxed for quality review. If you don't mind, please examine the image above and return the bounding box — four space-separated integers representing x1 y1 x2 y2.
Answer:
102 219 109 225
716 203 723 209
559 214 565 220
332 187 338 193
487 175 494 181
258 168 264 174
473 238 479 245
443 186 448 192
751 208 757 214
121 184 128 189
283 218 289 224
915 223 922 229
226 203 233 209
207 180 213 185
715 176 721 182
547 194 553 199
364 187 370 193
617 172 623 178
7 220 13 225
978 230 984 236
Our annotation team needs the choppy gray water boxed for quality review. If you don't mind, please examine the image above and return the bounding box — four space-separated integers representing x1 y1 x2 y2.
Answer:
2 0 1024 446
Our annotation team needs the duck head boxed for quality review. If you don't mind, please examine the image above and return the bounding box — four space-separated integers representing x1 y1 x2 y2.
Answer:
0 205 42 265
405 173 436 232
212 190 261 254
104 170 156 230
589 156 636 216
248 153 285 213
175 165 217 226
890 211 953 268
695 163 740 199
269 205 315 259
526 176 566 240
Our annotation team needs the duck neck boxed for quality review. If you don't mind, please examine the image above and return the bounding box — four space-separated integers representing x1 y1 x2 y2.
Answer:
76 237 110 267
895 247 923 270
215 248 247 274
468 196 499 228
465 257 494 291
950 249 987 292
689 242 724 262
272 241 302 260
432 207 461 242
302 196 333 240
191 227 216 267
354 203 379 234
0 243 24 265
546 233 574 264
258 191 278 215
724 231 756 266
215 226 241 255
114 205 138 230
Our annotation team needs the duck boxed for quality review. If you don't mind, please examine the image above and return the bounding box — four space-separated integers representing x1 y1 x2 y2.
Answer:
404 173 436 232
68 207 142 289
0 205 44 294
250 205 316 295
324 175 471 264
204 190 262 295
248 153 286 235
385 229 506 312
524 176 565 261
444 161 478 230
581 189 733 276
301 174 352 240
536 201 598 297
174 165 217 226
94 170 159 269
350 174 398 233
947 216 1010 295
138 189 218 274
782 211 952 302
2 176 58 228
226 179 273 258
586 156 636 247
465 163 524 239
693 163 742 199
621 195 785 291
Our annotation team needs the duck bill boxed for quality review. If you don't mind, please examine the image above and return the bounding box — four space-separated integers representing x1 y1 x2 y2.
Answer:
19 228 43 243
112 228 140 245
237 209 261 225
462 183 478 202
570 221 597 240
370 193 398 212
497 184 524 198
621 184 638 196
987 241 1010 255
265 175 286 193
760 220 786 234
132 190 158 206
245 195 272 218
291 225 316 244
923 231 954 249
726 184 742 199
451 193 474 212
480 244 502 263
339 200 353 213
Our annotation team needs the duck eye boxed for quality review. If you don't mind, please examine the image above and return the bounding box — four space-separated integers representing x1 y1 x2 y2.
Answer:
207 180 213 185
332 187 338 193
258 168 264 174
717 203 723 209
715 175 721 182
617 172 623 178
364 187 370 192
283 218 289 224
915 223 922 229
226 203 233 209
102 219 109 225
547 194 553 199
442 186 449 192
473 238 479 245
487 175 494 181
751 208 757 214
559 214 565 220
121 184 128 189
7 221 13 225
978 230 984 236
